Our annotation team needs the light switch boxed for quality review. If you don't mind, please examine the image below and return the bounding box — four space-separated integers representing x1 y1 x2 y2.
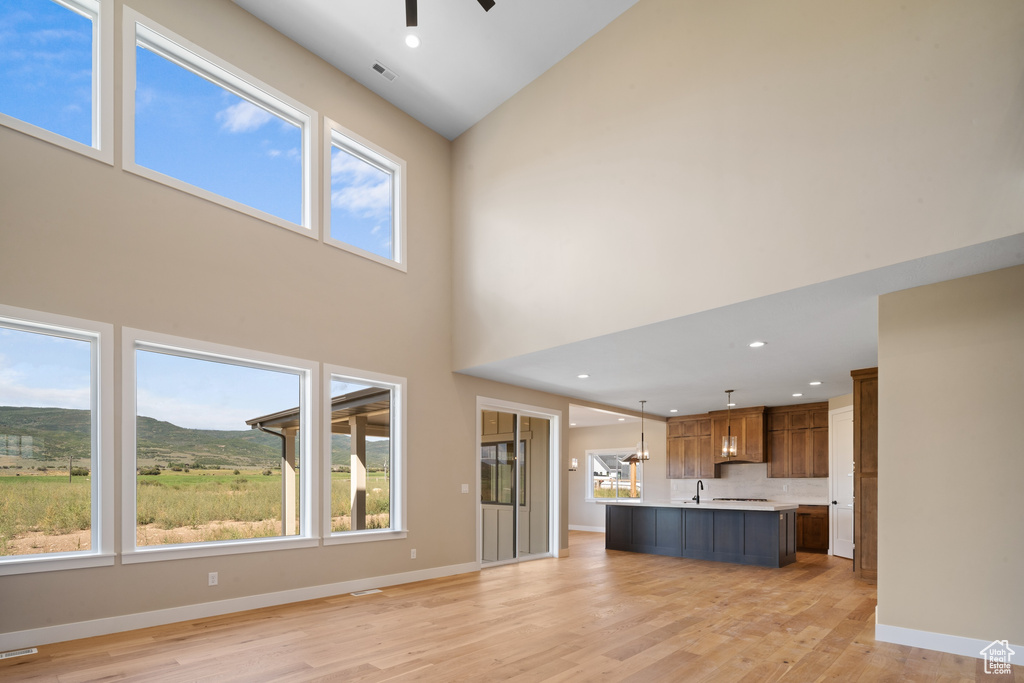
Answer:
461 483 469 493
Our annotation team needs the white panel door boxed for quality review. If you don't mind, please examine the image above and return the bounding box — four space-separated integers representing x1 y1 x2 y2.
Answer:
830 406 855 559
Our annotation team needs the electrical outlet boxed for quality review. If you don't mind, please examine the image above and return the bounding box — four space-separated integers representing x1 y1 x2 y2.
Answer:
208 571 218 586
461 483 469 494
783 484 789 492
410 549 416 559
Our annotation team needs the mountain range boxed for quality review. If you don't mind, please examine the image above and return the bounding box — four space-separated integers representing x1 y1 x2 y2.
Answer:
0 406 389 469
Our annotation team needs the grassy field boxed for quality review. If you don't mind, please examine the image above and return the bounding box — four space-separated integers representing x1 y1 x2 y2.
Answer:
0 470 391 554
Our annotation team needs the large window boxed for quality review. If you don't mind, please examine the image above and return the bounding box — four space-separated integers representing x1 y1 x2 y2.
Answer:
0 305 113 575
325 120 406 270
123 331 317 561
585 448 643 501
323 366 405 543
124 10 316 237
0 0 112 163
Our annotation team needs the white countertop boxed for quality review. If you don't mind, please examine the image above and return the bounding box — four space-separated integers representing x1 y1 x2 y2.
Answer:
607 499 799 512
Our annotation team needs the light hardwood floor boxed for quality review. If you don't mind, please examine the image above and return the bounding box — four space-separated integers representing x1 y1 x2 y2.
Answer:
1 531 1017 682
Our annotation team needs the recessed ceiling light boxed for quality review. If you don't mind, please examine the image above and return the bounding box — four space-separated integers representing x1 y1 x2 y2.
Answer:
618 417 626 421
405 34 420 48
577 374 590 379
792 393 803 397
809 381 822 386
749 341 767 348
570 423 576 426
669 409 678 413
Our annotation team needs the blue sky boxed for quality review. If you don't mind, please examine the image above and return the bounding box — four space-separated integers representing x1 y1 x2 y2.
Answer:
330 147 394 260
0 327 91 411
134 45 303 226
135 351 302 431
0 324 375 431
0 0 93 145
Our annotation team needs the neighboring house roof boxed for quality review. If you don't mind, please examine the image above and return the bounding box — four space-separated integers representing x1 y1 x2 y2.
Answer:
246 387 391 436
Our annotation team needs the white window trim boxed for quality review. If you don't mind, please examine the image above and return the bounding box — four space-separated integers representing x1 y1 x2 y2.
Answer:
584 447 645 503
122 8 319 239
322 364 407 546
323 118 407 272
0 304 114 575
121 328 320 564
0 0 113 165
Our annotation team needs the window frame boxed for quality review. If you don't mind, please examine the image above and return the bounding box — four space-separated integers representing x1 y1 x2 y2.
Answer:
322 364 406 546
0 0 113 165
121 328 319 564
122 8 319 239
0 304 114 576
584 447 645 503
323 118 407 271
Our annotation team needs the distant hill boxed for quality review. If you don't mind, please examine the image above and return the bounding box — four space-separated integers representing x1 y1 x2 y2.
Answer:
0 406 390 470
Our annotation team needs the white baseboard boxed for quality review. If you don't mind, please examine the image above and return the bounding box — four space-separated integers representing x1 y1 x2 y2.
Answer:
875 612 1022 661
568 525 604 533
0 561 479 652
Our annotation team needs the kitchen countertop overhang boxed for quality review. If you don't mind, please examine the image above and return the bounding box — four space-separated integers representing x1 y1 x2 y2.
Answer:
606 499 799 512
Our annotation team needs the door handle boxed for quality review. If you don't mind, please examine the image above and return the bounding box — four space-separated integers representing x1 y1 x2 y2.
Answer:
832 500 838 505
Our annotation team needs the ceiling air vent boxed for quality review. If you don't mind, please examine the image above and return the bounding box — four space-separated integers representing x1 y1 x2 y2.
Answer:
371 61 398 82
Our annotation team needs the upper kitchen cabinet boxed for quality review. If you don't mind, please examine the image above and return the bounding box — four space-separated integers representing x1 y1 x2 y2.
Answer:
766 403 829 478
667 414 716 479
710 406 766 463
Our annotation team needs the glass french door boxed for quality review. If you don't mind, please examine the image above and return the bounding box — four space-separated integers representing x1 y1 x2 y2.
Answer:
480 410 549 564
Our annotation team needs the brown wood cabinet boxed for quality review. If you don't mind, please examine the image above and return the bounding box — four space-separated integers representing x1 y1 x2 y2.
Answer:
796 505 829 553
766 403 829 478
709 406 766 463
666 415 716 479
852 367 878 582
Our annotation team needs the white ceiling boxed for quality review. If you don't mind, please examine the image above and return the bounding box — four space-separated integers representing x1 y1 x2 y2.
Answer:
233 0 640 140
466 234 1024 425
233 2 1024 429
568 405 637 429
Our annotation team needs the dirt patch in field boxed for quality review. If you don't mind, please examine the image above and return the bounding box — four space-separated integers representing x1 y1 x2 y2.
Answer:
5 529 93 555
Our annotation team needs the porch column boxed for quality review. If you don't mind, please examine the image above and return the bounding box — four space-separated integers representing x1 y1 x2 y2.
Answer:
282 427 297 535
350 415 367 530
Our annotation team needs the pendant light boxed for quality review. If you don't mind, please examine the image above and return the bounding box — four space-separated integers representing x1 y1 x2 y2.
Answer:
635 400 650 461
722 390 738 459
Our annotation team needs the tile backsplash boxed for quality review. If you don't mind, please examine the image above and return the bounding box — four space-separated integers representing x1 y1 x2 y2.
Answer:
669 463 829 505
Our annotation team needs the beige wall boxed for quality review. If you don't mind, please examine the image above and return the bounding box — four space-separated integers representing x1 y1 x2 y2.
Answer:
452 0 1024 369
567 421 669 530
877 265 1024 644
0 0 569 637
829 394 853 411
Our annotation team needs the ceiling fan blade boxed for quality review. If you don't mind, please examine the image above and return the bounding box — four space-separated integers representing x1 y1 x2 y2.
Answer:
406 0 418 27
477 0 495 11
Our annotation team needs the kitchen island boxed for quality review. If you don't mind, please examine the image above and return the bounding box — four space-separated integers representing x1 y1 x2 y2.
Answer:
605 500 798 567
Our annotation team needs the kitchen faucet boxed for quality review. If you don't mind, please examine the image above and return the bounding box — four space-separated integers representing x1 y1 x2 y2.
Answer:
693 479 704 504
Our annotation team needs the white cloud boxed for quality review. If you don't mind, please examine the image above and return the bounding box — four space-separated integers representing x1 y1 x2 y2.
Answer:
135 389 263 431
216 100 273 133
331 181 390 216
0 366 90 410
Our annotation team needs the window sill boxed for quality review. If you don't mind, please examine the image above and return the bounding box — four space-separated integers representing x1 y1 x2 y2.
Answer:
0 114 113 166
585 499 645 504
323 529 408 546
121 536 319 564
0 551 116 576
